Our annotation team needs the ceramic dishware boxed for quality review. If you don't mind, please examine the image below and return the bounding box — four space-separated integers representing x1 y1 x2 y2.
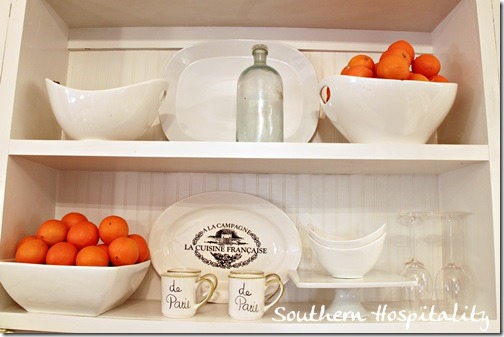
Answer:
307 223 386 249
308 233 386 278
228 271 284 320
161 269 217 318
46 78 168 140
319 75 457 143
0 260 150 316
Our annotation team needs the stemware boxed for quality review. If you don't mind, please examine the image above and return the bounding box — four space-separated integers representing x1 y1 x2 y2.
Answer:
433 211 471 314
398 212 433 313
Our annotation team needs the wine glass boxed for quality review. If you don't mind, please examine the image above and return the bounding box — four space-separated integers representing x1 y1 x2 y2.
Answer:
398 212 433 313
433 211 471 314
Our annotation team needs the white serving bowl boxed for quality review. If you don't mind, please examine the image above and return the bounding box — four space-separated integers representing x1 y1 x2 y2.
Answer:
46 78 168 140
319 75 458 144
307 223 386 249
0 260 150 316
309 233 386 278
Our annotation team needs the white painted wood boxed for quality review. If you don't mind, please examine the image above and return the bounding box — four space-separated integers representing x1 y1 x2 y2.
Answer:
0 1 11 82
8 140 489 175
67 27 434 52
45 0 460 32
9 0 68 140
0 300 499 333
475 0 501 320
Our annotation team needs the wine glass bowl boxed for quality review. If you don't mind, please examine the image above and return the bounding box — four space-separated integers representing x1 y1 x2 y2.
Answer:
397 212 433 312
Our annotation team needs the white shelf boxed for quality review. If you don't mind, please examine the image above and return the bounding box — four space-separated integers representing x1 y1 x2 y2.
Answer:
9 140 488 175
289 270 416 289
0 300 498 333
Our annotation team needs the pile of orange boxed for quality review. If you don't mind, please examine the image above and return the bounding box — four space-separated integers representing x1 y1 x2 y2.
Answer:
340 40 450 82
15 212 150 267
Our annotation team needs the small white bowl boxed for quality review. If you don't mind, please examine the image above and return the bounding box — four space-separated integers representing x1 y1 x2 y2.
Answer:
46 79 168 140
309 233 386 278
0 260 150 316
319 75 457 143
307 223 386 249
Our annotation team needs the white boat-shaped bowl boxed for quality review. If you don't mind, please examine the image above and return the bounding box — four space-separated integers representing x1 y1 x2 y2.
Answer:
309 233 386 278
307 223 386 249
46 78 168 140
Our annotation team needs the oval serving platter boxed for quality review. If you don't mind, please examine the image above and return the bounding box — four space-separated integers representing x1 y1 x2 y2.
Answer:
148 191 302 303
159 39 320 142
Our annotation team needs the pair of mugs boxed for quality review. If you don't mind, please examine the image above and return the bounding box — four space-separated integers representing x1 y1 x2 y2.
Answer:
161 269 284 320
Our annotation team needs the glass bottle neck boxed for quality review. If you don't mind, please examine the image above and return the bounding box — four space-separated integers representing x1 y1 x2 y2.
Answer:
253 50 268 65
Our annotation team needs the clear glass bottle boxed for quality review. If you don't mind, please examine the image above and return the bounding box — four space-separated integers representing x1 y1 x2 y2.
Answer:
236 44 284 142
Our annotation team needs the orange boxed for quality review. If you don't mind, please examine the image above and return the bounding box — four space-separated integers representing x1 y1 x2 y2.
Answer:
429 74 450 82
97 243 109 255
412 54 441 79
15 238 48 264
99 215 129 245
408 73 429 81
67 221 99 250
376 55 410 80
348 54 375 72
340 65 351 75
108 237 139 266
343 65 374 78
128 234 150 263
61 212 88 229
387 40 415 62
76 246 109 267
15 235 37 251
380 48 411 65
46 242 78 265
36 219 69 247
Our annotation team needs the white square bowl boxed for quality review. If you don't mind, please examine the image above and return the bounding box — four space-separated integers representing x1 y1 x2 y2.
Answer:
0 260 150 316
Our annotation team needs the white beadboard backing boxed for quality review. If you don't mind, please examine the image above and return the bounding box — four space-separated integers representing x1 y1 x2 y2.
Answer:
55 171 443 304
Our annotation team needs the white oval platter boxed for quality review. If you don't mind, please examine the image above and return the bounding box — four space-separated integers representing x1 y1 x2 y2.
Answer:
148 191 302 303
159 39 320 142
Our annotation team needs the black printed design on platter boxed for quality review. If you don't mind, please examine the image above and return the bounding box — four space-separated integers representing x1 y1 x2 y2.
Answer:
184 223 267 269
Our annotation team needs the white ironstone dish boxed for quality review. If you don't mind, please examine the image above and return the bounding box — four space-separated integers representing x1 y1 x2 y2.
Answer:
319 75 457 143
148 191 302 303
307 223 386 249
159 39 320 142
46 78 168 140
0 260 150 316
309 233 386 278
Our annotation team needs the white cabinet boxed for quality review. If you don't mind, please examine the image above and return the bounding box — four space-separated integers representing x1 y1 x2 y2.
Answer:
0 0 500 333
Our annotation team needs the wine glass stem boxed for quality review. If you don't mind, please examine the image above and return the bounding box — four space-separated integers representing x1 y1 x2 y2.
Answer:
448 217 454 263
410 217 417 260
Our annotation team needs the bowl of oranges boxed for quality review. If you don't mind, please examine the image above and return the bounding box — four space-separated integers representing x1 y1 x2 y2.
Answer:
319 40 458 144
0 213 150 316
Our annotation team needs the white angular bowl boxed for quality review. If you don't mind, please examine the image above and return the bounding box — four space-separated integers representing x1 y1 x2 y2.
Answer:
319 75 457 143
0 260 150 316
309 233 386 278
307 223 386 249
46 79 168 140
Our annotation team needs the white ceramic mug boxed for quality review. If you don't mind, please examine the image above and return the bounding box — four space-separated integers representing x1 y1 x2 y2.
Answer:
228 271 284 320
166 268 219 302
161 270 217 318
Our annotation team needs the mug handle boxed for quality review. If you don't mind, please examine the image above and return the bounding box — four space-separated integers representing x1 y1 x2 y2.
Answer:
194 275 217 311
264 273 281 302
263 275 284 313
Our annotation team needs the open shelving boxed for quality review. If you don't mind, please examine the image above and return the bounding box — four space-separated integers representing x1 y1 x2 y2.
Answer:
0 0 499 333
